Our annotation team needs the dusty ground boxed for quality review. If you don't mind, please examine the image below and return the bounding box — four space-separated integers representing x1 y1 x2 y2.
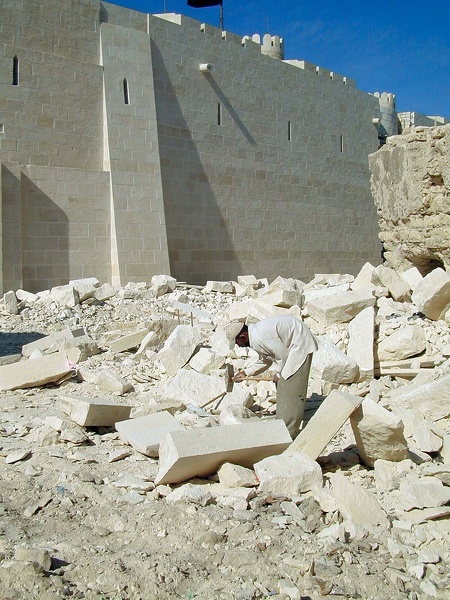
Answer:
0 286 449 600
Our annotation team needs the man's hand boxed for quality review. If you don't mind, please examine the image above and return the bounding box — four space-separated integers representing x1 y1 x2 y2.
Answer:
233 370 247 383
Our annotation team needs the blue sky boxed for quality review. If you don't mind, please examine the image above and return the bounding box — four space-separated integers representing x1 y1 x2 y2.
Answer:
109 0 449 117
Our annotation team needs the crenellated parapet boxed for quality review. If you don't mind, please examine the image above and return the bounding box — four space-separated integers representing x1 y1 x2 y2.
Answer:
283 59 356 87
372 91 398 139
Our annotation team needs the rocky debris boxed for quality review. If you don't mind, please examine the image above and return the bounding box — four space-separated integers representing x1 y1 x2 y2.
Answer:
0 266 449 598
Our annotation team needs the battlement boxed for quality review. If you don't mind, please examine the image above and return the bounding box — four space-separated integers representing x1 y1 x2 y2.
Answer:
373 91 396 108
283 59 356 87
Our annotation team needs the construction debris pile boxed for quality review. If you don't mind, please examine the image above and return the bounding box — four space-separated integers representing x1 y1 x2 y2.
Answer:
0 265 449 599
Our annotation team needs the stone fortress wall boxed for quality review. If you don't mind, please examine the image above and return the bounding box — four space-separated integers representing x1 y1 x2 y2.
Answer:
0 0 438 293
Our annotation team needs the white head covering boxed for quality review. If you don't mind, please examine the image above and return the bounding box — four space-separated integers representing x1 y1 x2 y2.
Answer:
225 319 245 342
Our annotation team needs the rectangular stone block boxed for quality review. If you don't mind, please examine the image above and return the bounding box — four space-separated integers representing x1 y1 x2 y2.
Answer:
155 419 292 485
22 328 85 358
108 328 149 353
289 389 363 459
116 411 184 457
0 351 70 391
59 395 131 427
306 289 375 326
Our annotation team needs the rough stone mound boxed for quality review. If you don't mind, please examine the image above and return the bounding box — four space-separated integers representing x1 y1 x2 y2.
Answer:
369 124 450 274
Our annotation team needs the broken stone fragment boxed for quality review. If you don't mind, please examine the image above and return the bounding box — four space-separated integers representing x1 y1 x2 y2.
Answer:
204 280 234 293
371 264 411 301
350 398 409 467
108 328 149 354
411 267 450 320
189 347 225 374
163 369 225 407
157 324 203 376
311 336 359 384
94 282 117 302
377 324 426 362
14 546 52 571
328 472 388 526
94 370 132 394
386 372 450 422
3 290 19 314
150 274 177 297
347 306 375 381
254 451 323 498
49 284 80 307
21 328 85 358
217 462 259 488
399 476 450 511
59 395 131 427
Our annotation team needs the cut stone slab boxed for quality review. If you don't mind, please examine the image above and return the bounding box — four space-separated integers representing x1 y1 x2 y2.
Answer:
158 325 203 376
169 301 214 324
0 351 71 391
254 452 323 498
371 264 410 301
289 389 363 459
21 328 85 358
412 267 450 320
347 306 375 381
59 395 131 427
116 411 184 457
155 420 292 485
328 472 388 526
311 336 359 384
350 398 409 467
306 289 376 326
377 324 426 362
108 328 149 354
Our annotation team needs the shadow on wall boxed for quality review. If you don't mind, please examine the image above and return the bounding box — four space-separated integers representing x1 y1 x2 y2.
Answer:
151 41 241 284
21 176 69 293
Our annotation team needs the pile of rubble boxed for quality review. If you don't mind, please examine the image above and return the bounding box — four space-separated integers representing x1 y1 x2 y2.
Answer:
0 265 449 599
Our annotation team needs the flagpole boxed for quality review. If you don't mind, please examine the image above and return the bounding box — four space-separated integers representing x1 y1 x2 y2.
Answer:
220 1 223 30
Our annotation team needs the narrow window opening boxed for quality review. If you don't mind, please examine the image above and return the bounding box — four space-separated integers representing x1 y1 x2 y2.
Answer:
288 120 292 141
217 102 222 125
123 78 130 105
339 134 344 153
13 55 19 86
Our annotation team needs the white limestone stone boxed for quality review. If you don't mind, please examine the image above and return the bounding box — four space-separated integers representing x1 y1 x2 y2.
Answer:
351 262 376 290
304 283 350 303
204 281 234 293
373 459 415 491
49 284 80 307
164 369 225 406
95 370 132 394
116 411 184 457
399 476 450 510
347 306 375 381
0 351 70 391
3 290 18 314
412 420 443 453
401 267 423 291
217 462 259 488
62 334 100 364
59 395 131 427
151 274 177 297
218 405 258 425
371 264 411 301
165 482 213 506
94 283 117 301
210 483 256 510
14 547 52 571
189 348 225 374
16 289 38 303
158 325 203 376
254 452 322 498
328 472 388 526
69 280 97 301
5 449 32 464
412 267 450 320
311 336 359 384
258 276 304 308
21 328 85 358
112 475 154 492
155 420 291 485
169 301 213 323
218 386 254 410
108 328 150 354
386 373 450 422
377 324 426 362
350 397 409 467
306 289 376 326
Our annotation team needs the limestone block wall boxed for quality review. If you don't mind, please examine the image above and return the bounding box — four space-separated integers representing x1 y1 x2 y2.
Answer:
369 124 450 274
100 20 170 283
149 13 381 283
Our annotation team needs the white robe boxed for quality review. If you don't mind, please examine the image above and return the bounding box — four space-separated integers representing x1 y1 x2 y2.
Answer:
246 315 318 380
